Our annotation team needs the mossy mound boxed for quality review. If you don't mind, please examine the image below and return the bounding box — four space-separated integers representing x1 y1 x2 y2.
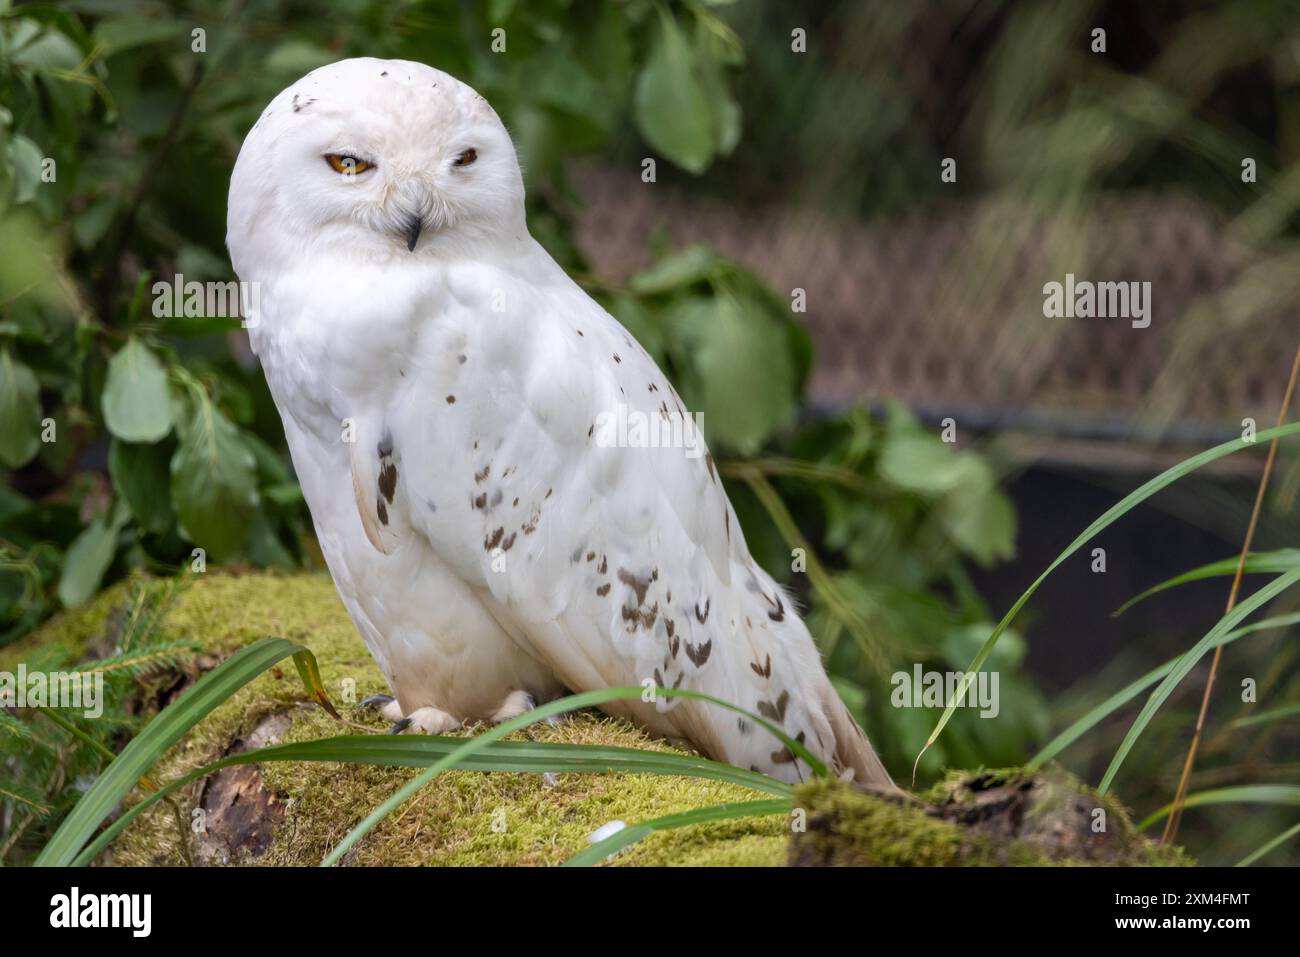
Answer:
6 571 787 866
789 768 1193 866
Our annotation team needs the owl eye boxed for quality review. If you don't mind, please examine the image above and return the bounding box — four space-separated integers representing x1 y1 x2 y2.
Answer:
453 148 478 167
325 154 372 175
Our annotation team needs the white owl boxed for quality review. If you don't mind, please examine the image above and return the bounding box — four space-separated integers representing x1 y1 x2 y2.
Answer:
227 58 891 787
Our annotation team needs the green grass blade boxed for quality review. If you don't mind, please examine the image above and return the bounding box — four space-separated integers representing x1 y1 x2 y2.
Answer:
1099 569 1300 795
1231 701 1300 730
914 421 1300 784
1236 820 1300 866
561 799 791 866
320 684 822 867
1138 785 1300 831
70 735 791 865
35 636 320 867
1113 550 1300 616
1026 612 1300 771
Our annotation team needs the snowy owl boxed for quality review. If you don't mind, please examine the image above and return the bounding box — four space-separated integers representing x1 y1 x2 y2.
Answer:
227 57 892 787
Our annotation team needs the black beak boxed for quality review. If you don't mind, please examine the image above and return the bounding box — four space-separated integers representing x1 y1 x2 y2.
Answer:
405 217 422 252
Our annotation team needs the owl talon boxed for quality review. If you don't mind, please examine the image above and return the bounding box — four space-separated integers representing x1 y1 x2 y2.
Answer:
360 694 394 708
388 717 412 734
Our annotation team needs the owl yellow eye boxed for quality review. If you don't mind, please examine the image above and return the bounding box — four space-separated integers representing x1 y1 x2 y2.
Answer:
325 154 372 175
453 148 477 167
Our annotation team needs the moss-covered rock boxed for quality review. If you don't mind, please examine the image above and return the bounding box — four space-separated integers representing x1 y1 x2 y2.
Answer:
4 571 787 866
789 768 1193 866
6 572 1194 867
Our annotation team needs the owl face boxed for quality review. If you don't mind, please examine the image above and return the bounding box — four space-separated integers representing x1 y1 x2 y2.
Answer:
229 58 525 271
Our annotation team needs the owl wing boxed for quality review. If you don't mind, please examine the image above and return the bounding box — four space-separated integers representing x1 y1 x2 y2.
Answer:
350 259 890 785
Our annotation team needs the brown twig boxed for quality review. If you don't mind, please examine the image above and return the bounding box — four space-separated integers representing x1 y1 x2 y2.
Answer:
1161 344 1300 845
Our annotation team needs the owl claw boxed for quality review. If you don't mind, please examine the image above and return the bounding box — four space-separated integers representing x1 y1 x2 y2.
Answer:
388 717 413 734
360 694 394 708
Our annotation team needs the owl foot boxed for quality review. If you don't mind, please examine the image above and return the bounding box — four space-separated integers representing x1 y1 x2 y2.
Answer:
360 694 404 723
490 690 536 723
390 705 461 735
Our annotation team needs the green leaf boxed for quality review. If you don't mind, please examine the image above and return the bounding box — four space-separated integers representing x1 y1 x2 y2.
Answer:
879 433 982 494
562 799 789 866
633 11 716 173
677 295 796 453
1099 569 1300 794
91 17 184 57
57 502 128 607
1137 785 1300 831
36 636 325 867
321 685 823 866
71 734 789 866
170 392 258 559
629 245 720 294
101 338 172 443
10 135 44 205
108 438 175 535
938 484 1017 566
1236 820 1300 867
0 348 42 467
1114 549 1300 616
1025 612 1300 771
915 421 1300 782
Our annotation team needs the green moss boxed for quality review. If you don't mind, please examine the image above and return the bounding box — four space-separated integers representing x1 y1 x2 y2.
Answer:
15 571 786 867
790 768 1194 866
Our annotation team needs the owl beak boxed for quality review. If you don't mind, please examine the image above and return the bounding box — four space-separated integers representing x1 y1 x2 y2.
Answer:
404 216 423 252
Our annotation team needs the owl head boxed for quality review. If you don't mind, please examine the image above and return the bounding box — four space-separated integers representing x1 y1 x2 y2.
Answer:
227 58 525 275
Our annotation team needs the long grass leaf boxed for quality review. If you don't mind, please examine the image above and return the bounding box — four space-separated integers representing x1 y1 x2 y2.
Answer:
914 421 1300 784
1236 820 1300 866
71 735 791 865
321 685 821 867
1138 785 1300 830
35 636 320 867
561 799 791 866
1026 612 1300 770
1099 570 1300 794
1113 550 1300 616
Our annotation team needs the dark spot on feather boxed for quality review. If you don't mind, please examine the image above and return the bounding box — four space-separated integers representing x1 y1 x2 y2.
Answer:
378 461 398 504
705 452 716 483
377 501 388 525
613 353 621 363
512 497 519 507
617 568 650 606
446 395 456 404
587 424 594 438
473 492 487 509
694 599 710 624
737 718 750 734
586 552 595 562
475 464 490 483
750 654 772 678
768 595 785 622
502 532 516 551
596 583 611 597
457 354 467 364
597 555 607 574
770 731 806 765
484 527 504 551
757 691 790 723
684 639 711 667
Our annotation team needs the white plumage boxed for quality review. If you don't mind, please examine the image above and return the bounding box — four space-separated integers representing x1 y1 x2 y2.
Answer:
227 57 891 786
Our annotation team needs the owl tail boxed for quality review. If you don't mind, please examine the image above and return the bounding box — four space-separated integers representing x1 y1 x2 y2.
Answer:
822 683 896 790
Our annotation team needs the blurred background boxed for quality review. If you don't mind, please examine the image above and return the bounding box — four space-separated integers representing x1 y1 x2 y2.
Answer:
1 0 1298 865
